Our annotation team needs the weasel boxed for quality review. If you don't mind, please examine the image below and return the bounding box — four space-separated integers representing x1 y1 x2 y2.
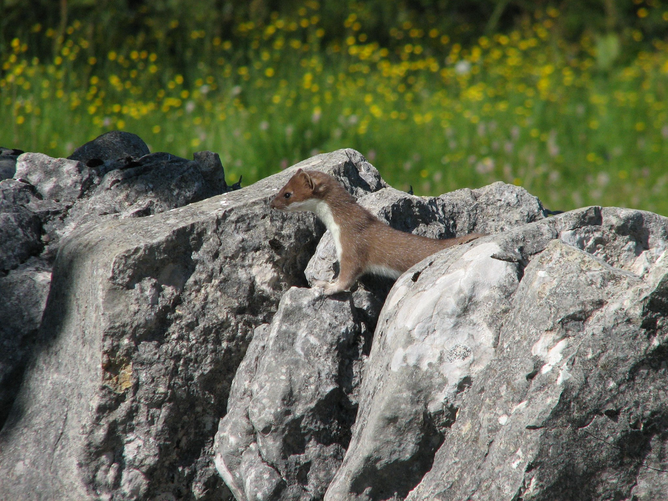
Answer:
271 168 484 295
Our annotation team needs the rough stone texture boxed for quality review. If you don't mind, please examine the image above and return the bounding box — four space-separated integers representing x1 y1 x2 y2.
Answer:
0 258 51 426
15 153 98 203
19 151 217 260
215 287 380 501
68 130 151 164
0 179 48 427
4 142 668 501
218 179 546 500
0 133 233 432
59 152 210 252
325 206 668 501
0 188 42 273
0 148 383 500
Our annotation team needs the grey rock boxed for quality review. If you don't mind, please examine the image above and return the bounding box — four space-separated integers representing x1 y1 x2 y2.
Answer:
0 149 381 500
60 152 209 241
434 180 546 233
0 177 37 206
15 153 97 204
68 130 150 164
219 175 546 500
0 204 41 273
0 179 48 425
0 160 17 181
0 258 51 426
15 150 219 262
0 142 236 430
4 144 668 501
214 287 376 501
325 206 668 501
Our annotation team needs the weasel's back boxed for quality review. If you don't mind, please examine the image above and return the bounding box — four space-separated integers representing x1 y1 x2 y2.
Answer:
366 223 481 275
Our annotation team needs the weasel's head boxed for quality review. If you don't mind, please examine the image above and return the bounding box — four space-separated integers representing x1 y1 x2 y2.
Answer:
271 168 328 212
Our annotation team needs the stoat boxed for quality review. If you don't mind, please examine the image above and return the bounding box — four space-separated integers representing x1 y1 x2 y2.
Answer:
271 168 484 295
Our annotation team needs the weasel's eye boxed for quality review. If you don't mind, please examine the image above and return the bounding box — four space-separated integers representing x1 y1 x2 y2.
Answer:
284 192 292 199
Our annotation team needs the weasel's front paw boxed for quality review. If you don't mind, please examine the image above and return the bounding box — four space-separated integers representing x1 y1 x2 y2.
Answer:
311 280 347 296
310 280 330 296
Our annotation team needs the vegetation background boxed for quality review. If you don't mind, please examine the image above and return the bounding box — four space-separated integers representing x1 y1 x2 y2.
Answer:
1 0 667 213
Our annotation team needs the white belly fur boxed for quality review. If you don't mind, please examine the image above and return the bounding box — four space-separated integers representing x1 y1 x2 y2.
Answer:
285 198 343 264
312 201 343 263
365 264 402 279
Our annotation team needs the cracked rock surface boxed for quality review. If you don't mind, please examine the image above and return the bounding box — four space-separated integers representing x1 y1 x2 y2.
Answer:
2 142 668 501
327 206 668 501
0 131 230 432
0 147 383 500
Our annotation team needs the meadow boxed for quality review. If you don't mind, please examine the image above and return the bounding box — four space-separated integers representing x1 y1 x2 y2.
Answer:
2 4 668 214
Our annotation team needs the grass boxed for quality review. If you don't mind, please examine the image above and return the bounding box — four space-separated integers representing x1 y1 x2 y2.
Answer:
2 5 668 214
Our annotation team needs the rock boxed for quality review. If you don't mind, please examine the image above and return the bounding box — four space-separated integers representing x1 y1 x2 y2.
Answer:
0 258 51 426
59 152 210 242
325 206 668 501
15 153 97 204
214 287 378 501
0 195 42 273
0 149 382 500
0 135 237 431
0 177 37 206
68 130 150 165
3 144 668 501
15 149 221 261
0 179 49 425
230 178 545 500
68 133 227 199
0 147 23 180
194 151 228 197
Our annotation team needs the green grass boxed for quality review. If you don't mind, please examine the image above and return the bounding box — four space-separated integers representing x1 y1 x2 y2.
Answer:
2 9 668 214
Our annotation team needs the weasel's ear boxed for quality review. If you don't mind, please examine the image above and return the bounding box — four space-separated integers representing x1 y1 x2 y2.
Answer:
299 170 316 191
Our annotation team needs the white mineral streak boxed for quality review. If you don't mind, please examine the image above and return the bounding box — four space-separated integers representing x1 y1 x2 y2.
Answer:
388 242 516 403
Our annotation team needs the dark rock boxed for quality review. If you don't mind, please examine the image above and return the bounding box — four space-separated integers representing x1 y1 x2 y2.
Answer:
0 148 24 156
0 258 51 426
230 176 243 191
62 152 209 229
68 130 150 165
0 179 49 425
0 192 42 273
0 147 23 180
0 178 38 206
193 151 228 196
